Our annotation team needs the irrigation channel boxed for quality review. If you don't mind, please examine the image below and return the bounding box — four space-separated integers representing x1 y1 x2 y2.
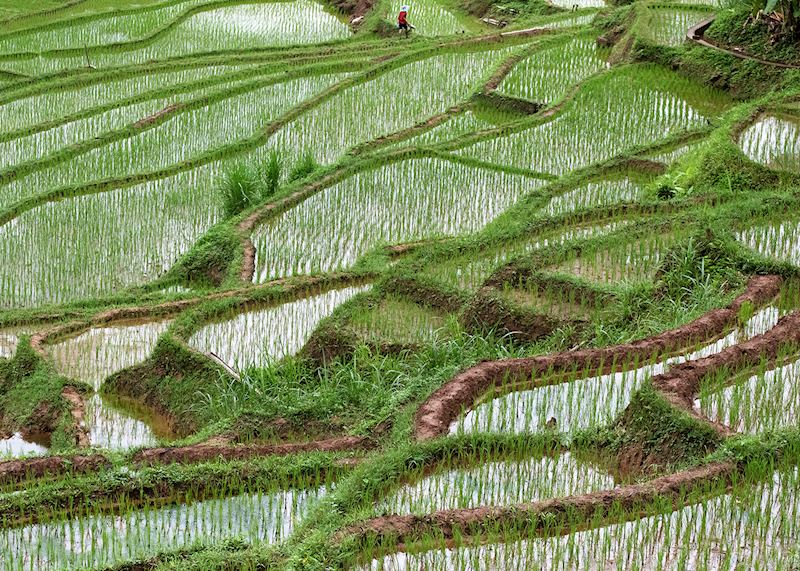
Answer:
0 0 799 568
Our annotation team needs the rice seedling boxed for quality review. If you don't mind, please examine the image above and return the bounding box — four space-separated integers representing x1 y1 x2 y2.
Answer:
0 0 210 53
739 113 800 173
246 47 516 167
377 452 614 516
644 140 702 165
498 37 609 104
0 483 330 570
180 1 351 47
548 0 605 8
84 393 165 450
537 13 598 28
349 295 449 344
0 96 176 171
0 326 34 359
0 167 219 308
1 1 352 75
0 64 252 135
387 0 466 36
2 2 798 566
362 468 800 570
251 158 544 281
549 232 679 285
736 219 800 267
0 72 275 171
422 221 630 291
541 177 643 217
498 281 598 320
188 285 369 369
699 354 800 433
671 0 721 5
0 72 348 209
48 320 171 390
451 305 780 435
455 66 730 175
451 359 654 435
384 111 491 150
644 8 712 47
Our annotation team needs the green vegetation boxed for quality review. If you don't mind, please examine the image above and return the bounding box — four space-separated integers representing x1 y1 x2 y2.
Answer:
0 0 799 569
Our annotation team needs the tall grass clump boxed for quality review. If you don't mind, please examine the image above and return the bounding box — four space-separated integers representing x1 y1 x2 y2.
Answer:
219 152 285 217
220 163 261 218
289 150 320 182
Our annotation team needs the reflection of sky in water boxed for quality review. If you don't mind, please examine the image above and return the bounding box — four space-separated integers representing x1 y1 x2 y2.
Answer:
85 394 159 450
49 321 171 390
47 320 172 450
0 433 48 459
189 286 369 369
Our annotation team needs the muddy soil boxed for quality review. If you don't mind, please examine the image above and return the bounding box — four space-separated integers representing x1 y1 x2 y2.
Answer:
460 287 562 342
61 386 90 448
0 454 109 485
133 104 183 129
133 435 372 465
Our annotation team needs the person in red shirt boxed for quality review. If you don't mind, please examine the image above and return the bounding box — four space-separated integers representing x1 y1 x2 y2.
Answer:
398 5 414 36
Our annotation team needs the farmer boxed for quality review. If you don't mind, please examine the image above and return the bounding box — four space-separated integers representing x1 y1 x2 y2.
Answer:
398 5 414 36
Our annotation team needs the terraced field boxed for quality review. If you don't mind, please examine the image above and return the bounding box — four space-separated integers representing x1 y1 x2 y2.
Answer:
1 0 799 569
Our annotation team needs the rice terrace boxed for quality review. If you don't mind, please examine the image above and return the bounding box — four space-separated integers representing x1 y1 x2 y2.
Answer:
0 0 799 567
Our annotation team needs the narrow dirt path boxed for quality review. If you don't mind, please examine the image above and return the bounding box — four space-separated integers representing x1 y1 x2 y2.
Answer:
687 18 800 70
0 454 108 486
133 435 373 466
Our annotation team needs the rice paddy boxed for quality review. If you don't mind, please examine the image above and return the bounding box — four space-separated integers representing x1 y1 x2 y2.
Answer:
739 113 800 173
388 0 465 36
1 0 798 568
549 232 679 284
455 66 731 175
0 433 48 460
645 7 711 47
0 327 32 360
249 48 516 166
349 295 448 344
0 72 348 209
451 305 782 436
699 356 800 433
421 220 630 291
378 452 613 515
251 158 544 281
1 483 330 571
498 37 609 104
188 285 369 369
47 319 172 449
362 468 800 570
0 168 220 307
541 176 643 217
0 1 352 75
736 220 800 267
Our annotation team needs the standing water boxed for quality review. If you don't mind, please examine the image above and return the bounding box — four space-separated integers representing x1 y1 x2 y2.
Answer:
48 319 172 450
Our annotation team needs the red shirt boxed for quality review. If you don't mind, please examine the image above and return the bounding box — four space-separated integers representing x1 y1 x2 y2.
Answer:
398 11 407 24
